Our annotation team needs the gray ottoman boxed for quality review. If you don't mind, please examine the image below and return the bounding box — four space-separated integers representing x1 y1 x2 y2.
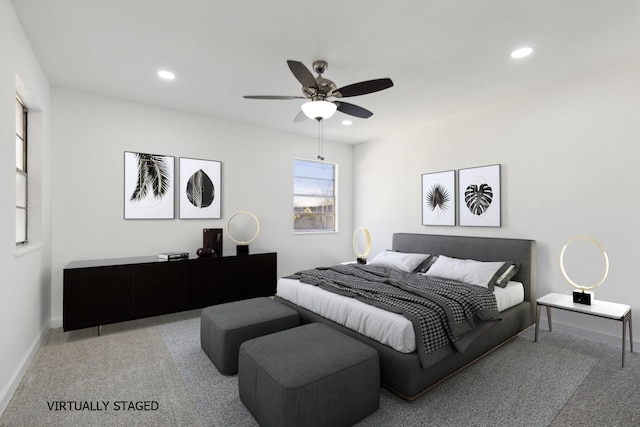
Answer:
238 323 380 427
200 297 299 375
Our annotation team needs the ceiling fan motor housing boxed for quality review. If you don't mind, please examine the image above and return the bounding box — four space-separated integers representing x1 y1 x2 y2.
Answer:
303 77 337 99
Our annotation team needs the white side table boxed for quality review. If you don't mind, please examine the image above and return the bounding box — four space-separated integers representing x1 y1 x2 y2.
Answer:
535 292 633 367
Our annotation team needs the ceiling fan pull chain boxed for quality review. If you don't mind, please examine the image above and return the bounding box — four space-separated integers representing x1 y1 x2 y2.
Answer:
317 120 325 161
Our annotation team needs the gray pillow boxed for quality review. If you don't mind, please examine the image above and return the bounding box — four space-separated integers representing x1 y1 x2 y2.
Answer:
493 263 520 288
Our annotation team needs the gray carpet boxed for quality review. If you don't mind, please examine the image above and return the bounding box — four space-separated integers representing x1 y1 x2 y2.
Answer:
0 316 202 427
526 329 640 427
158 318 601 427
3 312 638 426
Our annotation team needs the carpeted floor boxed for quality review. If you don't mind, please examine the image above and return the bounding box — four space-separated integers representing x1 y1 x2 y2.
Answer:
530 330 640 427
0 312 203 427
2 310 639 426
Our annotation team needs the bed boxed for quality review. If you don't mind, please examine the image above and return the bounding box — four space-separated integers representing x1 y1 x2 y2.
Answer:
275 233 536 400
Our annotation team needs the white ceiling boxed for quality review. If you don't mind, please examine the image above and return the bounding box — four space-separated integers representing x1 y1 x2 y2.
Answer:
11 0 640 144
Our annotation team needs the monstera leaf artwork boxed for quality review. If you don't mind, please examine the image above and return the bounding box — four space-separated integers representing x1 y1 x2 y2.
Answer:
459 164 501 227
186 169 215 208
464 183 493 216
179 158 222 219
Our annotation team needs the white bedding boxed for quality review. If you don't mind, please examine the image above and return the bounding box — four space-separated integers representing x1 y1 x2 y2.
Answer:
276 278 524 353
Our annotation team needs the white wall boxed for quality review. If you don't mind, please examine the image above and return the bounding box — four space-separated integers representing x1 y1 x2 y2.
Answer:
354 59 640 346
0 0 52 415
50 88 354 324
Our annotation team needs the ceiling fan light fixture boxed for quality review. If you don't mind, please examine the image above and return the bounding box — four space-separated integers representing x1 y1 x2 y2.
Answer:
301 100 337 121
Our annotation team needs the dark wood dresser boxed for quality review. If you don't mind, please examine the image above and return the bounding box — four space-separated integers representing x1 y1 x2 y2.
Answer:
63 250 277 331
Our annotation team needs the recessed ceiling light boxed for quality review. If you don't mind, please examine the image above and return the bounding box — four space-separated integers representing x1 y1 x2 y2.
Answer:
341 119 353 126
510 47 534 59
157 70 176 80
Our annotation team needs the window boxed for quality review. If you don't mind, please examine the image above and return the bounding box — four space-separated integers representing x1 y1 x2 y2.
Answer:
16 96 28 244
293 159 337 232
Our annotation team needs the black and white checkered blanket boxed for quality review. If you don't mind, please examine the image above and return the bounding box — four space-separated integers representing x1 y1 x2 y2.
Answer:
287 264 500 367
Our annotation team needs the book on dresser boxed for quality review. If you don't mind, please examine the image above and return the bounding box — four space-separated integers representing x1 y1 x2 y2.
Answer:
158 251 189 260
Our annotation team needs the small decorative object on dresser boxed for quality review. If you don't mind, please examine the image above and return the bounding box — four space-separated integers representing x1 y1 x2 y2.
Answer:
197 228 222 257
158 251 189 260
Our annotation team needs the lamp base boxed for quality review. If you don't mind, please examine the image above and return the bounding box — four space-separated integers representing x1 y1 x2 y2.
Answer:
236 245 249 256
357 257 367 265
573 290 593 305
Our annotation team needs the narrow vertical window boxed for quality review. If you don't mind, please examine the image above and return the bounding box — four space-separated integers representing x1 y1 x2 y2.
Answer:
16 96 28 244
293 159 337 232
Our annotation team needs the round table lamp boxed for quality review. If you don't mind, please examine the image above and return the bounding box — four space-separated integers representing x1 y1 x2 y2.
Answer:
353 227 371 264
226 211 260 255
559 235 609 305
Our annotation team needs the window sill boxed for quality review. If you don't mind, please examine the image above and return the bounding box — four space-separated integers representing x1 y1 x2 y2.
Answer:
292 230 339 235
15 242 44 258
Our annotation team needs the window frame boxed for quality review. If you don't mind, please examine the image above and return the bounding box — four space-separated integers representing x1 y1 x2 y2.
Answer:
292 158 338 234
16 95 28 245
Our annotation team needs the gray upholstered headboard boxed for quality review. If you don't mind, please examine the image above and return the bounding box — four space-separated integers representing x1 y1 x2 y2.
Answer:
392 233 536 317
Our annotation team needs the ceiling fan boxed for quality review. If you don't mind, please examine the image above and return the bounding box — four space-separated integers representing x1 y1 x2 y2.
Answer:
243 60 393 122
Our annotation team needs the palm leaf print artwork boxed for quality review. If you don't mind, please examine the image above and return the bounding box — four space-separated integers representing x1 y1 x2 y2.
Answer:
426 183 451 216
129 153 171 202
465 183 493 215
186 169 215 208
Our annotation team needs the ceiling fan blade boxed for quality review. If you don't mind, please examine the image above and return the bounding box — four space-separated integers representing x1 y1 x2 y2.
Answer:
334 78 393 98
336 101 373 119
287 60 319 90
243 95 305 100
294 110 308 123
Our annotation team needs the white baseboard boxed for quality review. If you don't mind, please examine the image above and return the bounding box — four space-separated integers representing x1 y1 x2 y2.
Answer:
50 317 62 329
0 321 50 417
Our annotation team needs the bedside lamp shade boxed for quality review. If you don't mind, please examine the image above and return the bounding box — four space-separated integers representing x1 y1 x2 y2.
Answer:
559 235 609 305
353 227 371 264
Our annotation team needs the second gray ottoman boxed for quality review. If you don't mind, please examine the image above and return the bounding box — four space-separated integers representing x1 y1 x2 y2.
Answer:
238 323 380 427
200 297 299 375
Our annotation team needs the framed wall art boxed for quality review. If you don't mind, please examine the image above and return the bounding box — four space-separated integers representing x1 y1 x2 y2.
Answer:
124 151 175 219
458 164 501 227
179 157 221 219
422 170 455 226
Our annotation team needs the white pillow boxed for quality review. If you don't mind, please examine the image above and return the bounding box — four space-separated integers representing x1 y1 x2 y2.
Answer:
368 250 431 273
425 255 506 290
